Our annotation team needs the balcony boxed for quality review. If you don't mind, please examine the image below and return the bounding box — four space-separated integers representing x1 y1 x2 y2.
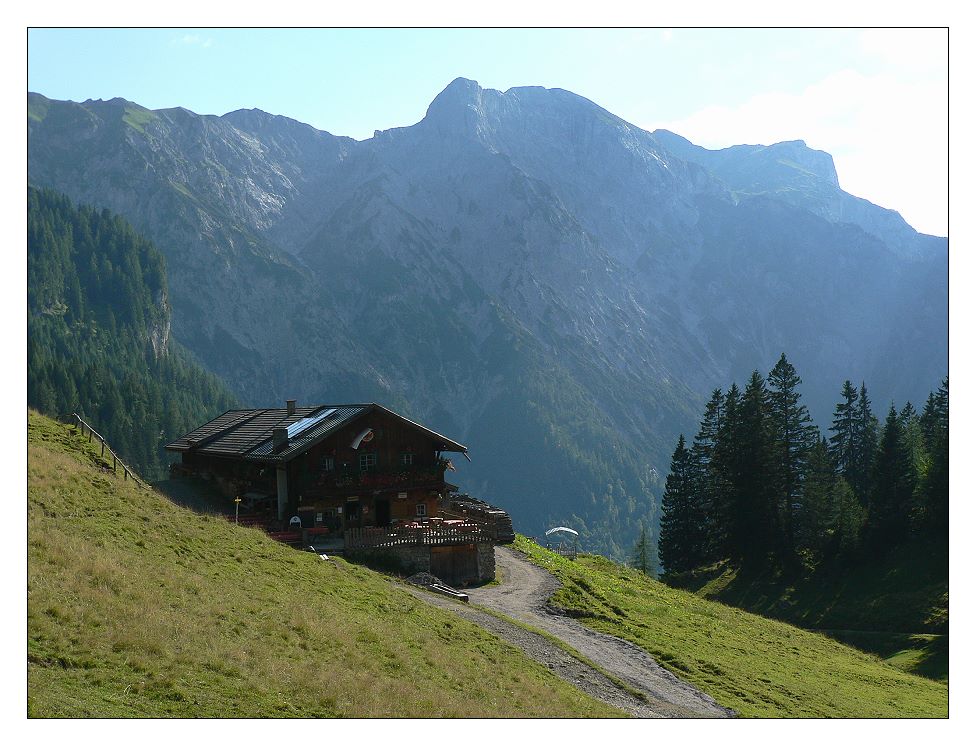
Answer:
344 520 495 550
307 464 447 495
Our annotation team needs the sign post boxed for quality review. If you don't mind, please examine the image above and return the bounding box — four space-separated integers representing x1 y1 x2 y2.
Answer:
234 496 242 525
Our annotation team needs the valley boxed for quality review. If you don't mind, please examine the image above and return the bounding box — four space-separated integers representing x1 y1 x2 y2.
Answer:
27 79 948 556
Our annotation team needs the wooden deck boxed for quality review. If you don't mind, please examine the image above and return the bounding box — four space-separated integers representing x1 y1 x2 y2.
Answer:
344 521 495 549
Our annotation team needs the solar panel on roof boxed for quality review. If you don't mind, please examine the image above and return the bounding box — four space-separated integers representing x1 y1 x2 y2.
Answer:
286 408 338 439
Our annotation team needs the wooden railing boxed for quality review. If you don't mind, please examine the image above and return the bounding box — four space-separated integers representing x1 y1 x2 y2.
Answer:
69 413 146 488
552 545 578 560
344 521 495 550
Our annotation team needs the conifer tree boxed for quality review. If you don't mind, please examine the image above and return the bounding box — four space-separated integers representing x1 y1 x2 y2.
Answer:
658 435 701 573
850 383 879 505
766 353 819 560
742 371 777 565
899 401 928 493
796 437 834 559
690 389 725 562
829 380 858 480
827 478 864 561
632 523 653 575
920 377 949 453
917 378 948 546
711 383 742 561
864 404 916 548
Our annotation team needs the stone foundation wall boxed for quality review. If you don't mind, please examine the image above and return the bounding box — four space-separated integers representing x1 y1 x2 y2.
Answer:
346 542 496 586
346 544 431 575
477 542 496 581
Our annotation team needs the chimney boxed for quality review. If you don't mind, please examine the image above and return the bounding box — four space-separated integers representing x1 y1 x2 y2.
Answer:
286 399 297 416
273 426 289 452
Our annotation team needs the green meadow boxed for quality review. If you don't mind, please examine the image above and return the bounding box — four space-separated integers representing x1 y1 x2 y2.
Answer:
514 537 948 718
27 410 621 718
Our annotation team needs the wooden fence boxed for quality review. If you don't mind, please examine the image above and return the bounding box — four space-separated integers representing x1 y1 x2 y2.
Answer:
69 413 146 488
553 545 578 560
344 521 495 550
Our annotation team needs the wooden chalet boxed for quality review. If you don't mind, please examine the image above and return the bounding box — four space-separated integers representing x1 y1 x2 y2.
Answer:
166 401 511 585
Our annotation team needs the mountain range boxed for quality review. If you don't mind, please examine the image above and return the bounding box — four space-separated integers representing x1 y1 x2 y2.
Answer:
27 78 948 557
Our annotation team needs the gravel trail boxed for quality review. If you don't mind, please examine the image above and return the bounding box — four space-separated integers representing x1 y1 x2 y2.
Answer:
403 546 734 718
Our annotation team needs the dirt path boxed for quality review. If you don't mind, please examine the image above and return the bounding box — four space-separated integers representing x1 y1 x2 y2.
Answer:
403 546 734 718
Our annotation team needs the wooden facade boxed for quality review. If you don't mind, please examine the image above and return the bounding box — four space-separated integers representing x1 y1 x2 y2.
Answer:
166 403 468 533
286 408 455 532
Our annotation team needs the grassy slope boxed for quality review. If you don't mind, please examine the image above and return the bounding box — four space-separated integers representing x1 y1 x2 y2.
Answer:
668 550 948 683
27 411 622 718
514 537 948 718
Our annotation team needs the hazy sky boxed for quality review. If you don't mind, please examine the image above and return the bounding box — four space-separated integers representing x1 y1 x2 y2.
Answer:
27 27 948 236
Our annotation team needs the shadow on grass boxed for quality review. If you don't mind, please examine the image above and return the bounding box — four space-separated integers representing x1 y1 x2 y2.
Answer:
153 477 232 516
819 630 948 684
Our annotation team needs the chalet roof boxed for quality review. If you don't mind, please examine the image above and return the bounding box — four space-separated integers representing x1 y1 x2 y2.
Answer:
165 403 467 464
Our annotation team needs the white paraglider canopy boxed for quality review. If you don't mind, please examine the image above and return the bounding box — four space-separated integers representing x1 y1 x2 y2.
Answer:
544 526 579 559
545 526 579 537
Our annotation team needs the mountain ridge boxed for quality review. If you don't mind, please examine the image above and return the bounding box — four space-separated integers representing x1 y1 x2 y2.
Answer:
27 80 947 556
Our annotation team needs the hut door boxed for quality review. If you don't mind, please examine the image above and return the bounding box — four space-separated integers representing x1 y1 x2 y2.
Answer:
375 498 391 527
431 544 479 587
344 499 361 529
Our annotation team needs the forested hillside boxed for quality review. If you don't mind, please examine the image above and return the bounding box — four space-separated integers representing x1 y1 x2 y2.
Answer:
658 356 947 574
27 187 238 479
657 356 948 677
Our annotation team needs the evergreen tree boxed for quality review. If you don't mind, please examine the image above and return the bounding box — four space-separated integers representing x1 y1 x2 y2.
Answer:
917 378 948 546
796 435 865 564
920 377 949 454
711 383 742 561
827 478 864 561
829 380 858 480
740 371 777 565
766 353 819 560
632 523 653 575
717 372 777 567
658 435 702 573
690 389 725 562
899 401 928 505
863 405 916 548
850 383 879 505
796 437 834 559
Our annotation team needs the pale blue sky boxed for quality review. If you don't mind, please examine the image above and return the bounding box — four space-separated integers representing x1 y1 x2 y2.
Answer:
27 27 948 235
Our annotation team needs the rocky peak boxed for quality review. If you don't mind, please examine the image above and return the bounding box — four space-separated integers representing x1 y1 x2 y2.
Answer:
763 140 839 187
421 77 490 137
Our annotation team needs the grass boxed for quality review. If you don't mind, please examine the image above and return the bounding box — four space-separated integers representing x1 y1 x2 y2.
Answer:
513 536 948 718
668 548 948 682
819 630 948 684
27 410 623 718
122 104 157 134
29 95 50 123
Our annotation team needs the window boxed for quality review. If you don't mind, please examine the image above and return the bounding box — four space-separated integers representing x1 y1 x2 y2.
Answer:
320 456 334 472
359 453 377 472
416 503 427 517
400 453 414 466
